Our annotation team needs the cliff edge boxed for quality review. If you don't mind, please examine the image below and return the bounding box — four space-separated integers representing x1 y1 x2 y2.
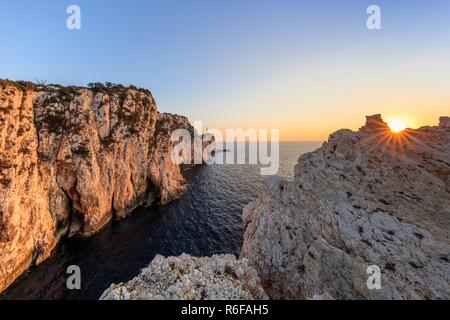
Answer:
102 115 449 300
0 80 209 293
241 115 450 299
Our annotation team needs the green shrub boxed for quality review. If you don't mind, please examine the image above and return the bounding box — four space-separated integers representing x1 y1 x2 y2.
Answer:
0 79 36 92
41 111 65 134
18 147 31 155
73 146 90 158
0 178 11 187
224 265 237 278
101 135 115 147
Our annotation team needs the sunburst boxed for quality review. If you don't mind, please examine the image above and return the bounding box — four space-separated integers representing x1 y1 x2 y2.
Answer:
360 120 433 166
387 119 407 133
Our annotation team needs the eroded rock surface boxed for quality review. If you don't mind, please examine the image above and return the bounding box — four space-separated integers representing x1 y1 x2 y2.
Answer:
100 254 268 300
241 115 450 299
0 80 207 293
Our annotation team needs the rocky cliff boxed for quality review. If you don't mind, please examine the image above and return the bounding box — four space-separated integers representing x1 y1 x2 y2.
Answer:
241 115 450 299
0 80 209 293
100 254 268 300
102 115 449 300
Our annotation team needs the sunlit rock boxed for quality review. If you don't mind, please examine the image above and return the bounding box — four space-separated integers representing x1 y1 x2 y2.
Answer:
0 80 208 293
100 254 268 300
241 114 450 299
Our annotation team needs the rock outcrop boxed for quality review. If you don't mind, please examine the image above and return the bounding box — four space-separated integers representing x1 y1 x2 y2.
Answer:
99 115 449 300
100 254 268 300
149 112 194 205
241 115 450 299
0 80 210 293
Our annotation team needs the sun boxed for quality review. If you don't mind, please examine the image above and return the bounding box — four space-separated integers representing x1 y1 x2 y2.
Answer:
387 119 407 133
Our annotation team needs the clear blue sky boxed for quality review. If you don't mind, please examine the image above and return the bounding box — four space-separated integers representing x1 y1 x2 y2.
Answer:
1 0 449 139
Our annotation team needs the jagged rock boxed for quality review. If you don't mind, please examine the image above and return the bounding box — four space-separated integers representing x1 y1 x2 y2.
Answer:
241 114 450 300
0 80 208 293
440 116 450 128
100 254 268 300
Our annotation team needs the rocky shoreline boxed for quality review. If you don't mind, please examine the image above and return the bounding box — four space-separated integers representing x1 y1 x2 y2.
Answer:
0 80 211 293
100 254 268 300
2 82 449 300
102 115 450 300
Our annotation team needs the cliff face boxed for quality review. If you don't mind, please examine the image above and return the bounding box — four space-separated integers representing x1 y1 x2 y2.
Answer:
149 112 193 205
241 115 450 299
101 115 449 300
0 80 204 293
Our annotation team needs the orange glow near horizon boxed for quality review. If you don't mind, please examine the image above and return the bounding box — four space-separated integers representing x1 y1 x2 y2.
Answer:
387 119 408 133
202 112 445 142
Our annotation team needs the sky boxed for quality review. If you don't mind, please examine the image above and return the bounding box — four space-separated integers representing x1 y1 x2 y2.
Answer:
0 0 449 140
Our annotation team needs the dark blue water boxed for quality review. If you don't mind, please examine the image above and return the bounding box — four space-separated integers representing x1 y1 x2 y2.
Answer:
1 142 321 300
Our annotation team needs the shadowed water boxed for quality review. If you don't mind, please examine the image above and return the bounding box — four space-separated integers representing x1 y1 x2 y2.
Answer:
1 142 321 300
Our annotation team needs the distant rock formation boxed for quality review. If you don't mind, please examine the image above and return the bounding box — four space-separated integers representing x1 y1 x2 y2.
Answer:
0 80 212 293
241 115 450 299
100 254 268 300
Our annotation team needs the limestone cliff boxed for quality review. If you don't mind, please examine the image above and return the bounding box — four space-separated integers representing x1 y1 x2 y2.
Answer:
0 80 207 293
100 115 449 300
100 254 268 300
241 115 450 299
